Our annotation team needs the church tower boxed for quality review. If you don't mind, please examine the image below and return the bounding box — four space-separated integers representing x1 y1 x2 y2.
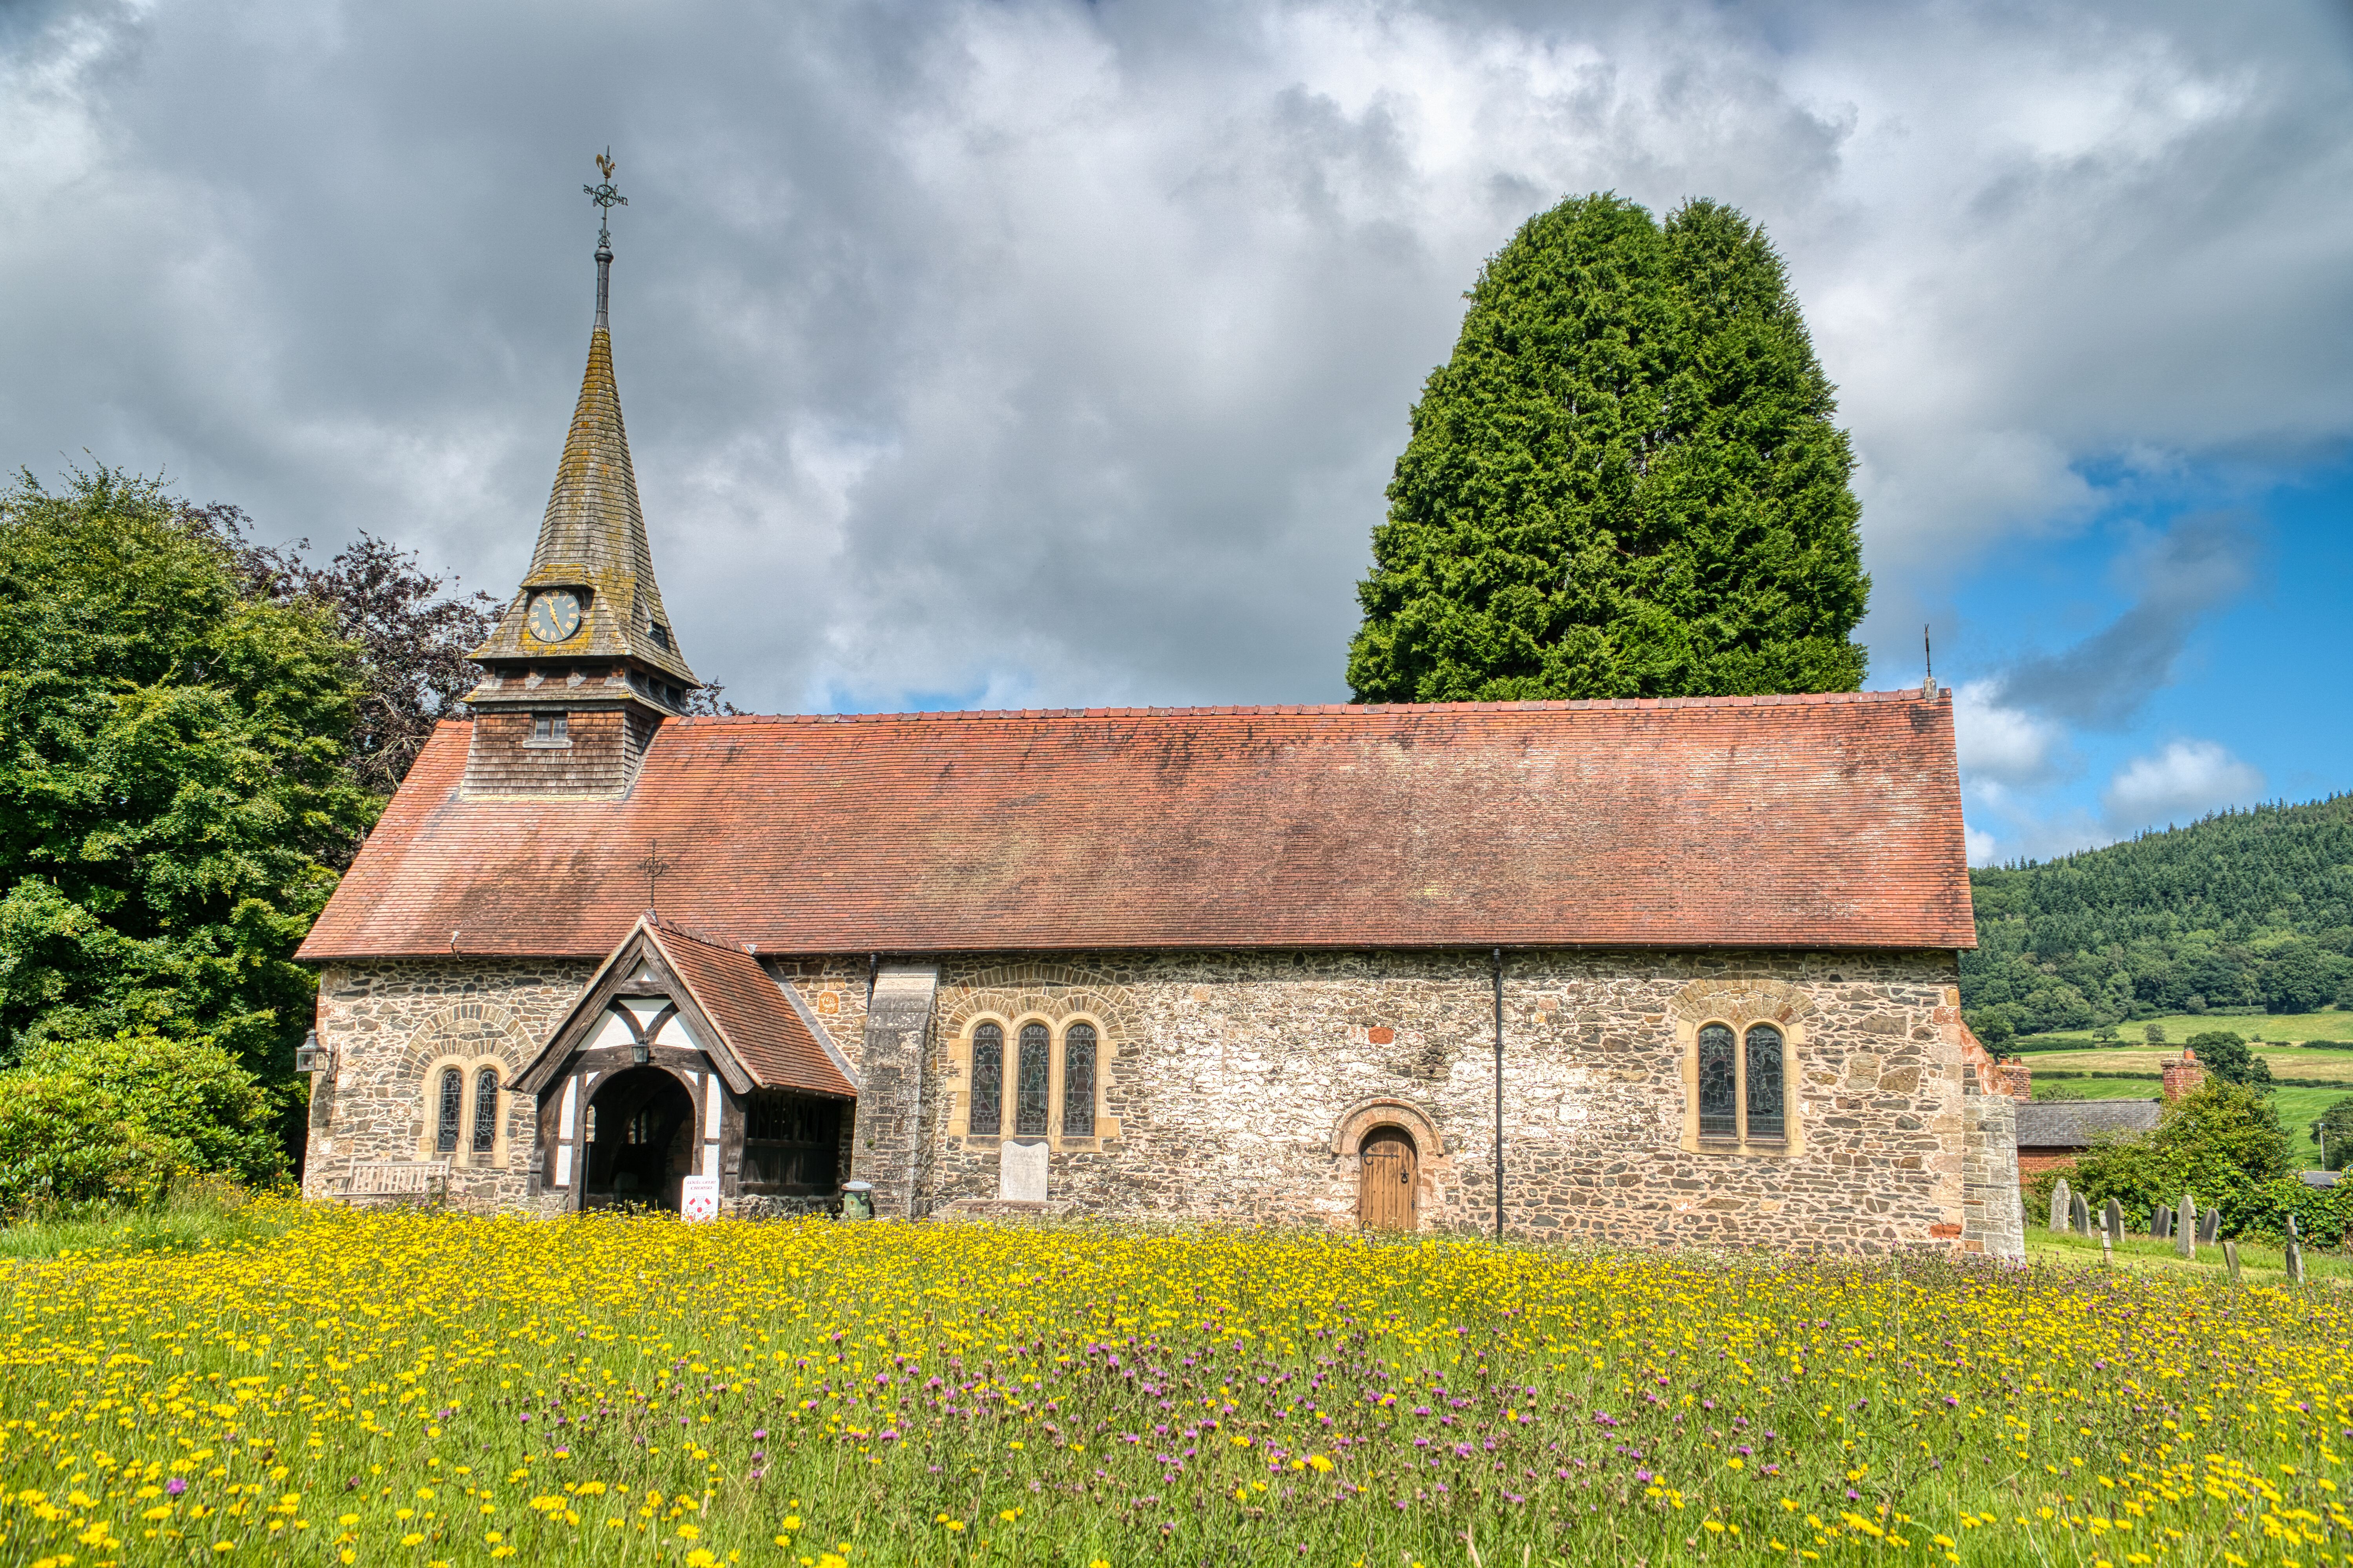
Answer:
463 155 699 797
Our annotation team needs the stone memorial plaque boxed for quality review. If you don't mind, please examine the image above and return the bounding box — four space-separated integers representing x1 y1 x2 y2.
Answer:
1001 1138 1049 1203
2050 1178 2072 1234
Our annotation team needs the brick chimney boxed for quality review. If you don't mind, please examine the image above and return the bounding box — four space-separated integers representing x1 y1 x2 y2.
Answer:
1997 1056 2033 1101
2161 1048 2206 1101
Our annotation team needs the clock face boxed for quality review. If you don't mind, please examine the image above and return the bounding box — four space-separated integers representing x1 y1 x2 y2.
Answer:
526 590 583 643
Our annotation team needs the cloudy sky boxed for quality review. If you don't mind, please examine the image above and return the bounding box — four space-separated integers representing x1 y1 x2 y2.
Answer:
6 0 2350 865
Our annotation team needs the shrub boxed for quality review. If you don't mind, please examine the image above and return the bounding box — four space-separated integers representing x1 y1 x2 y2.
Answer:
2066 1079 2293 1230
2314 1095 2353 1173
13 1032 290 1187
0 1074 185 1215
2224 1176 2353 1249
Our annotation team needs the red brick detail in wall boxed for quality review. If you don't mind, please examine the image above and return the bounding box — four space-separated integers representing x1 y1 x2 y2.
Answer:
2016 1151 2079 1179
303 689 1975 961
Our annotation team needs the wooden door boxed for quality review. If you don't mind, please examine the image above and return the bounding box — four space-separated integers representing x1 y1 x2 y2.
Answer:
1359 1127 1417 1231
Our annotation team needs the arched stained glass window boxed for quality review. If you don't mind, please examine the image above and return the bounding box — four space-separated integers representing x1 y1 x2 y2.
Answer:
1696 1024 1737 1138
436 1067 463 1154
1745 1025 1786 1141
1015 1023 1051 1136
472 1069 500 1154
1062 1023 1097 1137
969 1023 1003 1136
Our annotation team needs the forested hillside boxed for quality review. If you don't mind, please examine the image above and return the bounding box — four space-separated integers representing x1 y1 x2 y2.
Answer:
1962 795 2353 1041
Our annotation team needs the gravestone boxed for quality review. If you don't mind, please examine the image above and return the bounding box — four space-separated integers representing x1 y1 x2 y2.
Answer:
2072 1194 2092 1235
2154 1203 2173 1240
2176 1193 2197 1258
2198 1208 2222 1245
2103 1198 2124 1244
2050 1178 2073 1234
1000 1138 1050 1203
2222 1239 2242 1284
2284 1214 2306 1286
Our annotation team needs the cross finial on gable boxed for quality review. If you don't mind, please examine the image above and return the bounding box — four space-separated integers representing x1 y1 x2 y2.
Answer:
633 837 674 919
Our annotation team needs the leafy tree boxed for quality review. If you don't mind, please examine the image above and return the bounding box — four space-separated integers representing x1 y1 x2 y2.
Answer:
184 507 496 797
2183 1030 2275 1090
2315 1094 2353 1173
1348 194 1868 703
16 1032 289 1186
2143 1023 2167 1045
2066 1079 2292 1225
0 467 379 1071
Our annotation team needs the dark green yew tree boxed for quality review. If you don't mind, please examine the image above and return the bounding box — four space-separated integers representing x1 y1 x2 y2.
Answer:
1348 193 1870 702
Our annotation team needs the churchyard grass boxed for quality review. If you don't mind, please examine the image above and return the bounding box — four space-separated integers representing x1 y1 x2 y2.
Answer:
2026 1226 2353 1284
2 1208 2346 1567
0 1179 299 1262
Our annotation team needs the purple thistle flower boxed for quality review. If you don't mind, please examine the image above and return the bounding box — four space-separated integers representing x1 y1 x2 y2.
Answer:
166 1478 187 1497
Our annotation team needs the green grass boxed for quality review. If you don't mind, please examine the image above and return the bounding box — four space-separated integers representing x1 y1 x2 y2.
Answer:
0 1178 297 1260
2022 1009 2353 1047
1 1209 2347 1566
2026 1224 2353 1283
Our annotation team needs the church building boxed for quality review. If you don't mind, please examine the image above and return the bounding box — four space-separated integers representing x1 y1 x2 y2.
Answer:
294 224 2025 1259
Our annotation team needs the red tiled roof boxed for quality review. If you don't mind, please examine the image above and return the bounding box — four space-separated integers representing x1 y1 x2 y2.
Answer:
649 925 856 1098
298 689 1975 960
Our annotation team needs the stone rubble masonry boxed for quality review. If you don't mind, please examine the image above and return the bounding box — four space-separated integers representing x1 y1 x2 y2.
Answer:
302 945 2023 1258
303 958 595 1214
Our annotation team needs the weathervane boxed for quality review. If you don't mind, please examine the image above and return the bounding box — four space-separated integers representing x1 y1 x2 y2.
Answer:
584 148 627 248
584 148 628 330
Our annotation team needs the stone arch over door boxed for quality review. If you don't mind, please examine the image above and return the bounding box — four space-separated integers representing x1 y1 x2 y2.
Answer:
397 1002 538 1167
1331 1098 1448 1232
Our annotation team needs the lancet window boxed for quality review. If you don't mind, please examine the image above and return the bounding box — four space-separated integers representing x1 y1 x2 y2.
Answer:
1695 1021 1788 1150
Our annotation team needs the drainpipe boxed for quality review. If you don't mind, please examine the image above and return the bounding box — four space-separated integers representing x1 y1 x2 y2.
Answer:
1493 946 1504 1242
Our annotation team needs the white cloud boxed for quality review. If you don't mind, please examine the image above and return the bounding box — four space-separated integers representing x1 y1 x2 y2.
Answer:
1951 678 2067 783
1 0 2349 711
2101 739 2265 831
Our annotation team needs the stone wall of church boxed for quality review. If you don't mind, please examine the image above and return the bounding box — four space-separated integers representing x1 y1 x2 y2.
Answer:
302 958 595 1213
302 946 2022 1258
892 948 2021 1258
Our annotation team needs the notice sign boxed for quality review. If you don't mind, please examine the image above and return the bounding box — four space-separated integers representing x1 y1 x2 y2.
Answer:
680 1175 720 1222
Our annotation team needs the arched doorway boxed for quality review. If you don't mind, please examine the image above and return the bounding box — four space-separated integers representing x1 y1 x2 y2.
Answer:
1359 1125 1417 1231
582 1067 695 1212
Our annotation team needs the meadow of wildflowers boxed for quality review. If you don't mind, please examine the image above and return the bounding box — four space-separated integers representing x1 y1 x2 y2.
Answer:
0 1206 2344 1567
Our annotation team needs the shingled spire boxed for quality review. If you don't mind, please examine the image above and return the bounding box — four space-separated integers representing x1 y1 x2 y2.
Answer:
463 154 698 797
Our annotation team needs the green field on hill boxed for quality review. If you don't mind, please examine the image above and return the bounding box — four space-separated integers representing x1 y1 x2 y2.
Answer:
2023 1010 2353 1047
